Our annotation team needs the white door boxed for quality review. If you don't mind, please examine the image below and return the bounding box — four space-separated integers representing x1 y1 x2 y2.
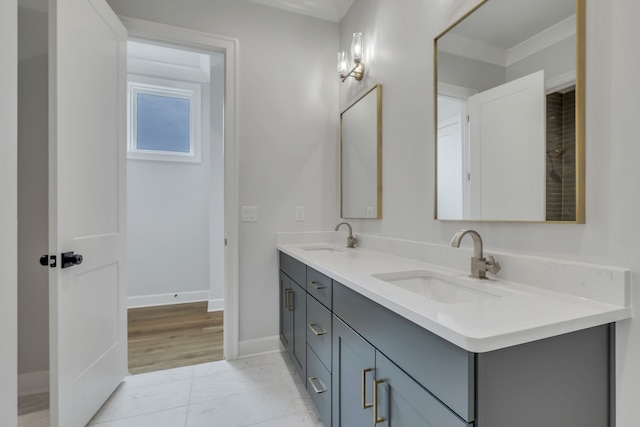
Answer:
48 0 127 426
437 115 465 220
468 70 546 221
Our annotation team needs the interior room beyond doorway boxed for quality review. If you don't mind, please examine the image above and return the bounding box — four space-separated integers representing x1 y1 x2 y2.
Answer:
125 40 226 374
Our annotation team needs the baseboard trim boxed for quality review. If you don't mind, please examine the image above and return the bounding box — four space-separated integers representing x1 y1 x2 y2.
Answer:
207 298 224 312
128 290 210 308
18 370 49 396
238 335 281 358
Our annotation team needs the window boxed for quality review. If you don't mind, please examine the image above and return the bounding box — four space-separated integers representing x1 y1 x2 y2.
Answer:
128 76 202 162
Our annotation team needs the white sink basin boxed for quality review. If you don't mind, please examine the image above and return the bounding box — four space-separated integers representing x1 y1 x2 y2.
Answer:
299 244 345 253
372 270 511 304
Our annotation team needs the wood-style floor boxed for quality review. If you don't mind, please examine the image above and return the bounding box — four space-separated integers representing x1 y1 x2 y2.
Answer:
128 302 224 375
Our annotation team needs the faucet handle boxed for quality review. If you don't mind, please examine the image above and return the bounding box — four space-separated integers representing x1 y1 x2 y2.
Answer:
347 235 358 248
486 255 501 275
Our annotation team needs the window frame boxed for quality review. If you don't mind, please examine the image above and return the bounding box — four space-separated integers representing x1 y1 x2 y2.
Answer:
127 75 202 163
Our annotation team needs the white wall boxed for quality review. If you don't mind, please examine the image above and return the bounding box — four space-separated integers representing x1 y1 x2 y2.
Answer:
106 0 340 348
17 2 49 389
506 35 575 83
0 0 18 424
437 51 506 93
439 36 575 93
127 154 212 299
126 47 226 307
340 0 640 424
127 68 212 301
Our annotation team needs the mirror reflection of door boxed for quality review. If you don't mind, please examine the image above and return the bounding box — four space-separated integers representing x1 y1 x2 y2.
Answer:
468 70 546 221
435 0 583 222
437 96 466 220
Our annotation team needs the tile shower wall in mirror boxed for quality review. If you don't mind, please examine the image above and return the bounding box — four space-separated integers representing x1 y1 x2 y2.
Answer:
546 89 576 221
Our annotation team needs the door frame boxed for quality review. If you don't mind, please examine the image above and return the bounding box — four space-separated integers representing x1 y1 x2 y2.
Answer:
121 17 240 360
0 0 18 425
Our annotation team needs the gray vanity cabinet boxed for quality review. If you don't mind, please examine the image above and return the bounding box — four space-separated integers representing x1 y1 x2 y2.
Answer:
279 256 306 381
279 251 612 427
332 316 469 427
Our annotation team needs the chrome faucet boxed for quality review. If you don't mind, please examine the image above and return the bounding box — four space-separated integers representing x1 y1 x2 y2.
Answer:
450 229 501 279
335 222 358 248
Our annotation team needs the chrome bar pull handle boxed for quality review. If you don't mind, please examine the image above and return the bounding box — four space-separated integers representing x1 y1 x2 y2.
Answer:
373 379 384 424
362 368 373 409
308 376 327 394
309 281 326 290
308 323 326 336
285 288 293 311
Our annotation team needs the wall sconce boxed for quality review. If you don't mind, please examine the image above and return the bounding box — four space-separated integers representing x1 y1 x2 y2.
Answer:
338 32 365 82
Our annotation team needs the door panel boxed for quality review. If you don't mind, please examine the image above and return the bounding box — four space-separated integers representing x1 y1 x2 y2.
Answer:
376 352 470 427
468 70 545 221
49 0 127 426
332 316 375 427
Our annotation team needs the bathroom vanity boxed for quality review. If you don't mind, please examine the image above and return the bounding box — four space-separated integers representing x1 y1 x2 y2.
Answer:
277 240 630 427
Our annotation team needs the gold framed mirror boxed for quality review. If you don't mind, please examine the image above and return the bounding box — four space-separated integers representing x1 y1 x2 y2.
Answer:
434 0 585 223
340 84 382 219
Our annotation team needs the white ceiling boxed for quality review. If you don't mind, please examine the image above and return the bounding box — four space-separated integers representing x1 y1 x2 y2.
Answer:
19 0 355 23
249 0 354 23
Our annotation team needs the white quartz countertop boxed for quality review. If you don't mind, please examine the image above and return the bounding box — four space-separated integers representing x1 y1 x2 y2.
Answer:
278 243 632 353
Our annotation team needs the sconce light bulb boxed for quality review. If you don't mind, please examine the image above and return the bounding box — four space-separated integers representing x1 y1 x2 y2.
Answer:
337 50 349 76
351 32 363 63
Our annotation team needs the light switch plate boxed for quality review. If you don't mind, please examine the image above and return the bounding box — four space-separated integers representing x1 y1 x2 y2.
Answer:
295 206 304 222
242 206 258 222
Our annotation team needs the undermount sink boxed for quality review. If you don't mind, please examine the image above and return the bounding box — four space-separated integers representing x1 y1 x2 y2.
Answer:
299 244 345 253
372 270 511 304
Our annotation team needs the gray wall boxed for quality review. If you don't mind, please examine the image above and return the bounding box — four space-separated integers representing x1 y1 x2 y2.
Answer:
106 0 340 346
339 0 640 425
507 35 576 83
437 51 506 92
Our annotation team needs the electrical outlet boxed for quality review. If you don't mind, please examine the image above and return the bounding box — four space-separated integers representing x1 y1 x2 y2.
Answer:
242 206 258 222
295 206 304 222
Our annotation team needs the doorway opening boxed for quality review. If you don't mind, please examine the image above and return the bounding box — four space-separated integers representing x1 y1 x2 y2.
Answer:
16 14 239 423
125 39 226 374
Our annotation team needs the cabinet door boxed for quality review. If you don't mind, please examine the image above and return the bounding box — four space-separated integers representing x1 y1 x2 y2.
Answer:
332 316 375 427
376 352 471 427
291 280 307 379
279 272 292 354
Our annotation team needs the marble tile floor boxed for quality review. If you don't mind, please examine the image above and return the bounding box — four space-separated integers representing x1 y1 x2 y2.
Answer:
18 351 325 427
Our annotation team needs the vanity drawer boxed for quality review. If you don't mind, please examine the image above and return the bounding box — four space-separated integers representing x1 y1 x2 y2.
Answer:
306 267 332 309
279 252 306 286
333 281 475 422
306 294 332 371
307 344 332 426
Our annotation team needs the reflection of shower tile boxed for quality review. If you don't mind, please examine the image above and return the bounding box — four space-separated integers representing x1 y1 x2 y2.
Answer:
545 89 576 221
